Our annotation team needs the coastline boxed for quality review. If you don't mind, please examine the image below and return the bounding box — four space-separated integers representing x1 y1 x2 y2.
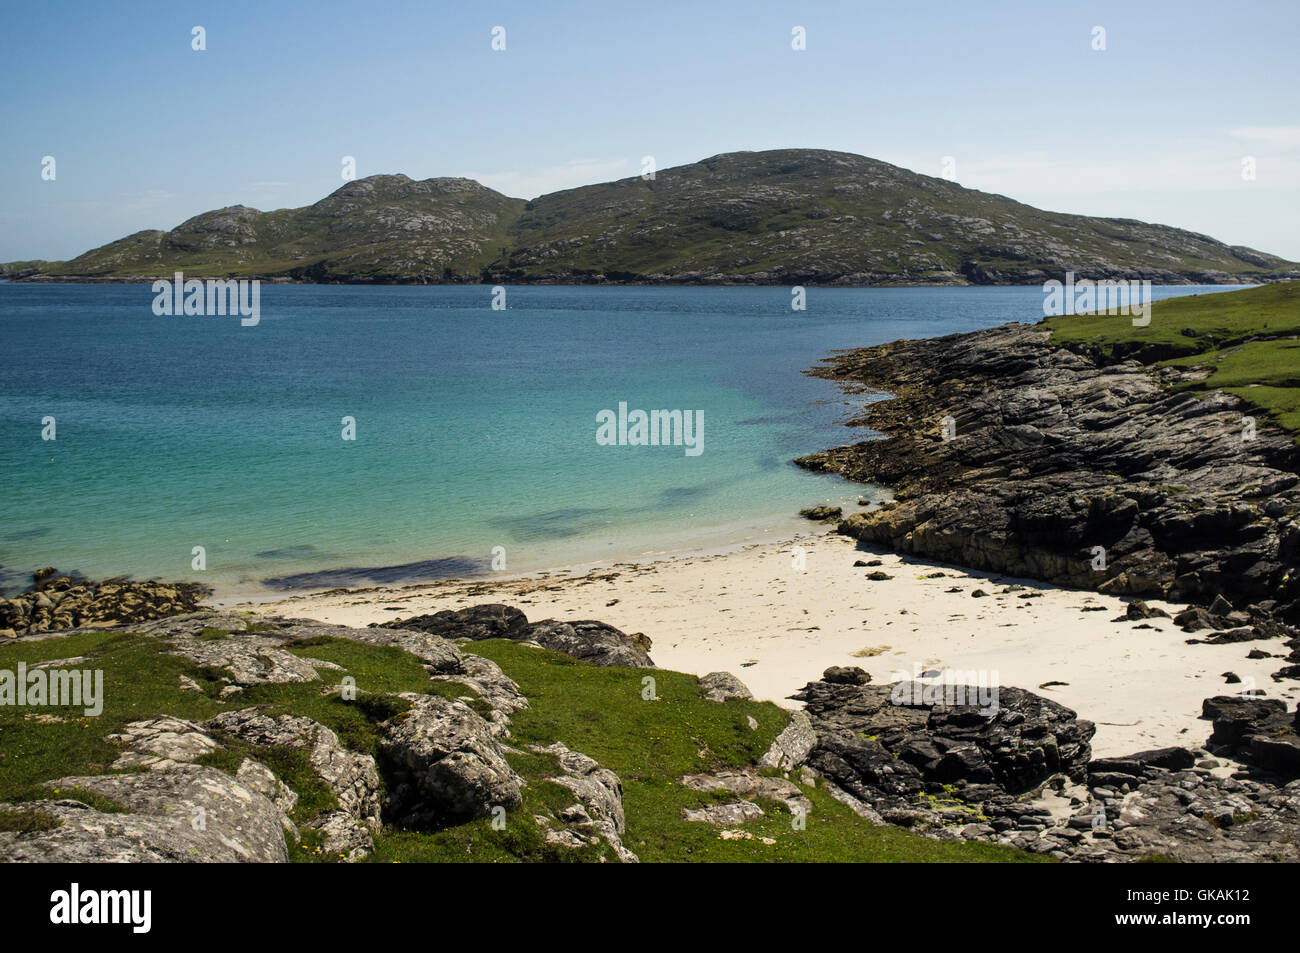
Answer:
239 528 1294 758
5 275 1276 287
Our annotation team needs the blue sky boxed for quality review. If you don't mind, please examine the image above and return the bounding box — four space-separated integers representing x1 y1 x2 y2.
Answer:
3 0 1298 262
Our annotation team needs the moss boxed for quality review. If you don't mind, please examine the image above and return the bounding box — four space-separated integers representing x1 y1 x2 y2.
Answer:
0 807 61 832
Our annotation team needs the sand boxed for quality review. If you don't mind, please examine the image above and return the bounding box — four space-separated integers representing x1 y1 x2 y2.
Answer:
236 529 1299 758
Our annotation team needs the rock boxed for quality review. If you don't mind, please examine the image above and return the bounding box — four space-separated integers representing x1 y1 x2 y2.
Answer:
1119 600 1170 621
758 709 816 771
793 322 1300 624
822 665 871 685
699 672 753 702
1202 695 1300 779
108 717 222 770
384 603 654 668
528 742 637 862
235 758 299 817
866 571 893 580
523 619 654 668
1210 594 1235 616
0 766 288 863
378 693 523 828
380 604 528 641
799 505 842 521
309 810 375 862
0 576 210 635
682 801 765 826
793 674 1094 805
205 708 382 839
971 589 988 598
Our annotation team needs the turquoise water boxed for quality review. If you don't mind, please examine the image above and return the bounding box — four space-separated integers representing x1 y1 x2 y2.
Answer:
0 283 1237 597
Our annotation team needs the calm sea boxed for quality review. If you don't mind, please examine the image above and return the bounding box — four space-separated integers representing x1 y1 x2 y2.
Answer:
0 283 1235 598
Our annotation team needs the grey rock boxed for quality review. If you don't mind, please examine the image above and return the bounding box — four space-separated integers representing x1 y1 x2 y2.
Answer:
682 800 765 826
0 766 288 863
379 693 522 827
758 709 816 771
699 671 753 702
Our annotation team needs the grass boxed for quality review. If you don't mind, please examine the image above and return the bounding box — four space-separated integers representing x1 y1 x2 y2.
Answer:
1042 283 1300 441
0 627 1041 862
1041 282 1300 356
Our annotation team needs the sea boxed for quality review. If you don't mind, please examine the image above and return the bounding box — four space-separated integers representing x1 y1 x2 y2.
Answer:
0 283 1238 598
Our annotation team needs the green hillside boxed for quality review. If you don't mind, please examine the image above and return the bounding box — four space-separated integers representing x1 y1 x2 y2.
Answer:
11 150 1296 285
1043 282 1300 439
0 622 1034 863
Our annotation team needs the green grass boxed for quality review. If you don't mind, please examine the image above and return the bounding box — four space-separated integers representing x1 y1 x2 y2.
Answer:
0 627 1041 862
420 639 1039 863
1043 283 1300 441
1042 282 1300 356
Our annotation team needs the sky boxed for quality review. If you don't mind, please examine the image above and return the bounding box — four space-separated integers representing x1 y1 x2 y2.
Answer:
2 0 1298 263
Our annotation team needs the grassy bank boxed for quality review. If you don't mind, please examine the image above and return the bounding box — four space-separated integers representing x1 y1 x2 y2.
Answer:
1042 282 1300 440
0 624 1037 863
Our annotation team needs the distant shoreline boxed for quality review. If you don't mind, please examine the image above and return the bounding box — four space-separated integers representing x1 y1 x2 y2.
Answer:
4 275 1276 287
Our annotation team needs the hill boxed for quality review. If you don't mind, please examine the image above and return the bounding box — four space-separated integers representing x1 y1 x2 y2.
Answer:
12 150 1297 285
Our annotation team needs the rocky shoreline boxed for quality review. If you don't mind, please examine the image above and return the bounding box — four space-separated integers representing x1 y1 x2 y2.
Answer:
796 321 1300 627
784 317 1300 859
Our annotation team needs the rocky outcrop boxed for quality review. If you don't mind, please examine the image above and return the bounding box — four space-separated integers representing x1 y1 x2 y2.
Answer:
793 668 1094 808
0 609 544 861
205 708 383 859
699 671 753 702
799 505 842 521
522 619 654 668
784 665 1300 861
378 694 523 828
1203 695 1300 779
0 570 209 637
528 742 637 862
380 604 654 668
758 710 816 772
380 604 529 641
796 323 1300 626
0 766 289 863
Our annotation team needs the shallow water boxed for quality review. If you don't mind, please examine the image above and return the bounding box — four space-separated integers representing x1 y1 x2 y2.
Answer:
0 283 1237 596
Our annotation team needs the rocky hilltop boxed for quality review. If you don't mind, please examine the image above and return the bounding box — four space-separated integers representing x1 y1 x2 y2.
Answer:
12 150 1297 285
38 176 524 284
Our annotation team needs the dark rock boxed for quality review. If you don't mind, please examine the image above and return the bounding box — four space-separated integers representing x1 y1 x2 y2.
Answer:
792 674 1094 807
382 604 528 641
799 505 842 521
1119 600 1170 621
524 619 654 668
793 322 1300 624
822 665 871 685
3 576 210 635
1202 695 1300 778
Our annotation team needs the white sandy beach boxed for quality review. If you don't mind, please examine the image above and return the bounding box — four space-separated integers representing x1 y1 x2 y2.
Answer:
239 530 1299 758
